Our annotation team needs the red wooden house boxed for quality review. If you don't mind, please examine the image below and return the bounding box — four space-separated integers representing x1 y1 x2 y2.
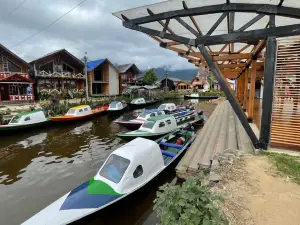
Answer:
0 43 33 103
117 63 140 93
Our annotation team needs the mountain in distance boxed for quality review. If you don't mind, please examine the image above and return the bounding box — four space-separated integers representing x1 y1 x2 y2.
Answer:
142 67 200 81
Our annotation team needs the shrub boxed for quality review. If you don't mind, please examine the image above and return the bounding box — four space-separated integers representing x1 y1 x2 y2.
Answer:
154 175 228 225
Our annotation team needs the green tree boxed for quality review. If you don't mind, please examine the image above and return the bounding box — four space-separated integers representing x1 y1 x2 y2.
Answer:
143 68 158 85
208 72 216 90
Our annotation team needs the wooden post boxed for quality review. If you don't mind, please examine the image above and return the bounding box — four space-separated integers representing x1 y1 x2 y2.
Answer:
248 60 257 121
243 70 249 111
240 73 245 105
237 76 241 102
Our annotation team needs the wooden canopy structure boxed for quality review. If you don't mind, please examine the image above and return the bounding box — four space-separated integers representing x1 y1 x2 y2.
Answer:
114 0 300 150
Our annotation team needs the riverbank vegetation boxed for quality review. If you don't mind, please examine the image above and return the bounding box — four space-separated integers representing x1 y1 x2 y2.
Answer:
265 152 300 185
154 174 228 225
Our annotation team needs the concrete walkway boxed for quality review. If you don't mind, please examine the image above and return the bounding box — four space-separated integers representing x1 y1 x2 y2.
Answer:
176 100 255 179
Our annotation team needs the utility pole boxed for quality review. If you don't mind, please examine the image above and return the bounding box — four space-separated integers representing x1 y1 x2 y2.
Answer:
164 65 169 92
84 52 89 101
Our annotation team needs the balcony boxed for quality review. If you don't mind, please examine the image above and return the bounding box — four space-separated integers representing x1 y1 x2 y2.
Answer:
36 70 85 79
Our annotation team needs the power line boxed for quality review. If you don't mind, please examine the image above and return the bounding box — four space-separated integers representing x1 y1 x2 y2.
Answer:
10 0 88 49
6 0 28 18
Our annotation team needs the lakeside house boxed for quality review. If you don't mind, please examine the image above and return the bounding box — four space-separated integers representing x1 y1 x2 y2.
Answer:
176 80 191 90
30 49 85 97
191 71 210 91
117 63 141 93
0 43 34 103
87 58 119 96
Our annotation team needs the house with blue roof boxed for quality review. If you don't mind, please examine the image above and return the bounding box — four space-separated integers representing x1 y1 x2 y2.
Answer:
87 58 119 96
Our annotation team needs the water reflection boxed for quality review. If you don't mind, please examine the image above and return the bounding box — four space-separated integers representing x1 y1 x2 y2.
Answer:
16 133 48 148
0 99 193 225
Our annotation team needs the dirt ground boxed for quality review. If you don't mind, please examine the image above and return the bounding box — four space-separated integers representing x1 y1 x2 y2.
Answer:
215 155 300 225
195 97 225 119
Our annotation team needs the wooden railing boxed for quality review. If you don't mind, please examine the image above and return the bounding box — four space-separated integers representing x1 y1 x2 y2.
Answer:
36 71 85 79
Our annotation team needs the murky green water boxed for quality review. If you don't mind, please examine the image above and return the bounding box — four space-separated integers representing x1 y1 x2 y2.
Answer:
0 99 199 225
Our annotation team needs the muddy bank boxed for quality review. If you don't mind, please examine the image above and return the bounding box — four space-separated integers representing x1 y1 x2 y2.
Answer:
195 97 225 119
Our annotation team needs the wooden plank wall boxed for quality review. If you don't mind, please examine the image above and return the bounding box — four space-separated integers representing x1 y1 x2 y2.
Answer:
270 36 300 150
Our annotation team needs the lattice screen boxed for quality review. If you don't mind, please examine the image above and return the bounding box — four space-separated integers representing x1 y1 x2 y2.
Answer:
271 36 300 150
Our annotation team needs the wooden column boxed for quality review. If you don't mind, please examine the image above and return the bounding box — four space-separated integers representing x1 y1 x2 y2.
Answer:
240 73 245 105
248 60 257 121
243 70 249 111
237 76 242 103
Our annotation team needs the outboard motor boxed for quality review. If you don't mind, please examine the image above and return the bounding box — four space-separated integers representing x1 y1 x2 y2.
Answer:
176 137 186 145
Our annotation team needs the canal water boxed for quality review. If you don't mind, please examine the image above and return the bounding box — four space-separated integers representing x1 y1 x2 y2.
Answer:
0 99 199 225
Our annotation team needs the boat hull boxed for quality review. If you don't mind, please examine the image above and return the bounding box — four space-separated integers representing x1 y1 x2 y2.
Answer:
113 121 143 130
107 106 127 116
0 120 51 134
184 95 219 100
127 99 159 109
50 108 107 122
116 132 167 141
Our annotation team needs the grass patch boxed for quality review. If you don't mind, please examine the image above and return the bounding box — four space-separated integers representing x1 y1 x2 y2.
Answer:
265 152 300 185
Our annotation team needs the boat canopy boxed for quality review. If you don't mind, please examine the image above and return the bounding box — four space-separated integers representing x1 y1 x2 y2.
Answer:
9 110 47 125
66 105 92 116
158 103 176 112
131 98 146 104
95 138 164 194
108 101 123 110
139 115 177 133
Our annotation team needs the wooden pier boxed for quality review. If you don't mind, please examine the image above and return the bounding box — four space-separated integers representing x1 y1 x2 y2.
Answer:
176 101 254 180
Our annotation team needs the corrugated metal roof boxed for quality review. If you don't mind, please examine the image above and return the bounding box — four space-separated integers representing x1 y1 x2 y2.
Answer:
117 63 141 74
87 59 106 72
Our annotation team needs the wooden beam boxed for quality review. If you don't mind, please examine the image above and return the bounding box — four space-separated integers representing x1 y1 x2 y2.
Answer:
166 41 181 46
248 60 257 120
223 70 263 78
237 44 251 53
213 53 251 61
219 61 264 68
243 70 249 110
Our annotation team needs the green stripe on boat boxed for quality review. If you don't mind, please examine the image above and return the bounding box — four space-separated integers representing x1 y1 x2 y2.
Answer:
88 178 123 196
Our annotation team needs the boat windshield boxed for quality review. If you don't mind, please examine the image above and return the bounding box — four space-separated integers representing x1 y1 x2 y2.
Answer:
10 115 21 123
67 108 76 114
110 102 119 108
142 121 155 129
158 104 166 110
99 154 130 183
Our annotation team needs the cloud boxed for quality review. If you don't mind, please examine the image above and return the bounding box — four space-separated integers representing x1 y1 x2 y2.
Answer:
0 0 196 70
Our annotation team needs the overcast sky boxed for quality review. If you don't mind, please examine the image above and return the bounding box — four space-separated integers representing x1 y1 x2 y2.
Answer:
0 0 196 71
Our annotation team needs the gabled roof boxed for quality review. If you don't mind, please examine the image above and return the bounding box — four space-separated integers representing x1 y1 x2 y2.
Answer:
30 49 84 67
0 43 29 66
117 63 140 74
87 58 119 72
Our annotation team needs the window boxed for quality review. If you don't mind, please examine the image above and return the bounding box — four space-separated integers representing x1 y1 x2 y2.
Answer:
142 121 155 129
166 120 172 125
92 83 103 94
39 61 53 73
133 165 143 178
150 113 155 117
99 154 130 183
62 62 74 73
10 115 21 123
110 102 119 108
67 108 76 114
24 116 31 121
79 109 83 113
159 122 165 128
84 108 88 111
94 69 104 81
158 104 166 110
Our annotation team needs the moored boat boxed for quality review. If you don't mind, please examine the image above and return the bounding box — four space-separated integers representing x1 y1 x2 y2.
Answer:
184 93 219 99
113 109 165 130
117 112 202 141
107 101 127 115
22 129 195 225
50 105 108 122
0 110 50 133
127 98 159 109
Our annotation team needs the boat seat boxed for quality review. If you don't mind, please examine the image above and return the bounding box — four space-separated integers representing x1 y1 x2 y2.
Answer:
159 142 183 150
161 150 176 158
